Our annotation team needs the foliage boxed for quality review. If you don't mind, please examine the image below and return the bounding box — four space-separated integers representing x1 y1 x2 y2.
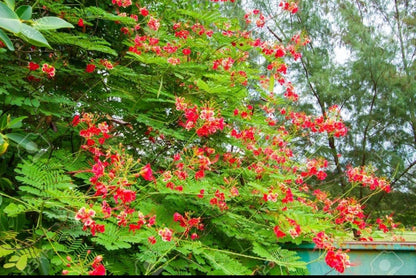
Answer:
0 0 406 276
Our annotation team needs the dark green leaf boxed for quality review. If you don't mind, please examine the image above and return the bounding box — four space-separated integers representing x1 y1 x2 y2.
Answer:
0 28 13 50
15 5 31 20
7 116 26 129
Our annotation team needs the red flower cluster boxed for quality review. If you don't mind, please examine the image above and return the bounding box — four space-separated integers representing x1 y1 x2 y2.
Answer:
279 1 299 14
42 63 56 78
296 158 328 184
325 249 352 273
175 97 225 137
28 62 40 71
312 231 352 273
173 212 204 238
85 64 96 73
210 189 229 211
112 0 132 8
99 59 114 69
334 198 365 229
89 255 106 275
212 57 235 71
62 253 106 275
376 214 399 233
72 114 158 236
312 231 334 250
346 166 391 193
129 212 156 233
288 107 348 137
158 227 173 242
244 9 266 28
75 207 105 236
273 226 286 239
148 16 160 31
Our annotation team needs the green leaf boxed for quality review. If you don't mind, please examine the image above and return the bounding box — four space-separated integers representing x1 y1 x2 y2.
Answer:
32 16 73 30
0 28 13 50
15 5 32 20
3 262 15 268
39 256 50 275
4 0 14 11
0 114 7 130
269 74 275 93
6 133 38 152
0 244 14 257
9 255 19 262
7 116 26 129
3 202 26 217
16 254 27 271
0 177 13 190
18 23 50 48
0 2 21 33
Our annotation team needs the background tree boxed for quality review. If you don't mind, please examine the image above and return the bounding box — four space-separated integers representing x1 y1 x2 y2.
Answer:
248 0 416 226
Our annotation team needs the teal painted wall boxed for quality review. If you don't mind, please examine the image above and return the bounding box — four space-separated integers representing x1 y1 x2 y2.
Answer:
291 242 416 275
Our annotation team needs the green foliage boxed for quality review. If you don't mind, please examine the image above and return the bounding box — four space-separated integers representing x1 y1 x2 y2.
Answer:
0 1 73 50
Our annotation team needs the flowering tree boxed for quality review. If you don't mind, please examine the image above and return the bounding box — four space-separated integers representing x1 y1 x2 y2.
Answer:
0 0 402 275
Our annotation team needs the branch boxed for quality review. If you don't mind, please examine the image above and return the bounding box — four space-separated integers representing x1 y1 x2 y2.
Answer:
266 27 283 43
299 57 347 187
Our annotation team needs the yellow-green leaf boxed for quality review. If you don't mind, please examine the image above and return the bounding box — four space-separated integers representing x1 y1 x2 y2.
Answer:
9 255 19 262
0 244 14 257
16 254 27 271
3 262 15 268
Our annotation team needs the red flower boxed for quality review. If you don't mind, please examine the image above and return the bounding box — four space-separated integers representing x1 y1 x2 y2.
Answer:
325 249 351 273
139 163 154 181
195 169 205 180
140 7 149 16
72 115 80 127
173 212 185 223
28 62 39 71
89 264 106 275
42 63 55 78
273 225 286 239
182 48 191 55
113 188 136 204
197 189 205 198
86 64 96 73
148 236 156 244
78 18 84 27
158 227 173 242
129 223 143 233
